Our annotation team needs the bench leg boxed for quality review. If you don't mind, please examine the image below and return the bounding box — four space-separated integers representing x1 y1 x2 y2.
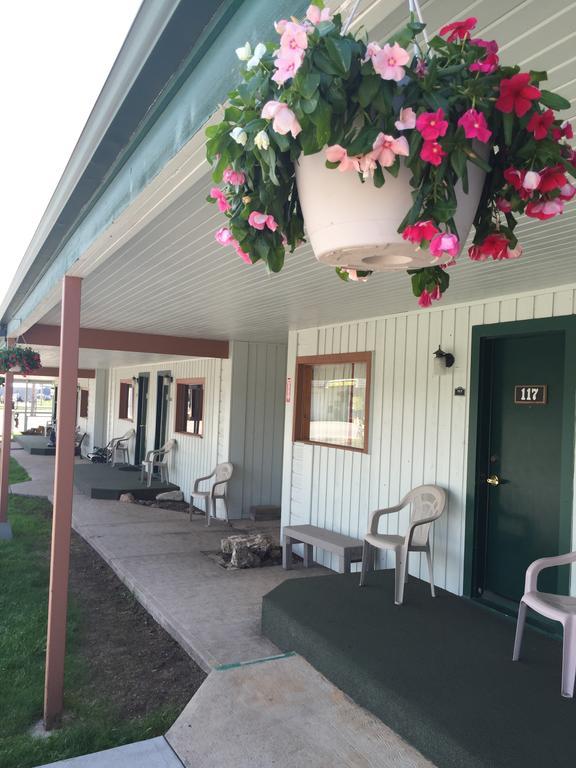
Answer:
343 549 352 574
303 543 314 568
283 536 293 570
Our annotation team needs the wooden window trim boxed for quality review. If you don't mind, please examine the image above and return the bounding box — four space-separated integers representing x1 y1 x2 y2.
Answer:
119 380 134 421
79 389 89 419
174 378 204 437
293 351 372 453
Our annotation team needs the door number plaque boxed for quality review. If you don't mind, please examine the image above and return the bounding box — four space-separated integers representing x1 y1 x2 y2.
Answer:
514 385 547 405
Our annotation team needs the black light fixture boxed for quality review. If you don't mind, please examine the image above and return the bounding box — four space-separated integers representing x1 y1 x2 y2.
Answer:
433 345 455 373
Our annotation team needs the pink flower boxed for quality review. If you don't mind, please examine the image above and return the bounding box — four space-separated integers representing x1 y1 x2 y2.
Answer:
416 109 449 140
325 144 361 172
370 133 409 167
261 101 302 137
223 167 246 186
210 187 230 212
232 239 252 264
395 107 416 131
372 43 410 82
248 211 278 231
306 5 331 24
525 199 564 220
527 109 555 140
215 227 234 246
522 171 541 191
468 234 521 261
402 220 439 244
439 17 477 42
364 42 381 62
496 73 541 118
272 49 304 85
430 285 442 301
418 289 433 308
342 268 370 283
457 109 492 143
539 165 567 192
429 233 460 259
559 183 576 201
279 22 308 53
359 154 378 179
552 121 574 141
496 197 513 213
469 39 499 74
420 140 446 166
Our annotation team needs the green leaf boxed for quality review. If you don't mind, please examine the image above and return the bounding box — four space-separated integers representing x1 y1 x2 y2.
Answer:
358 76 380 108
267 245 285 273
464 147 492 173
224 106 243 122
310 98 332 146
316 20 336 37
271 131 291 153
310 0 324 8
301 94 320 114
313 49 342 76
299 73 321 100
529 70 548 83
450 148 466 180
324 37 352 75
502 111 514 147
539 90 571 110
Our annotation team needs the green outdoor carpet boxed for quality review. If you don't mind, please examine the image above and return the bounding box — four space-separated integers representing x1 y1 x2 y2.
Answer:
262 570 574 768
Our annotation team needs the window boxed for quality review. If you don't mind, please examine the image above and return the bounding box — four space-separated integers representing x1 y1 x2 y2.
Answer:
293 352 371 452
175 379 204 436
79 389 89 418
119 380 134 420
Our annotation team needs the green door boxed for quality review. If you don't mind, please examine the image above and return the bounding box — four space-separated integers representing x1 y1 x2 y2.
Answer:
477 332 566 604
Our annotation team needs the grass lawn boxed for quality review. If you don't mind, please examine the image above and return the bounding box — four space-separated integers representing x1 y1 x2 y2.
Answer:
0 458 202 768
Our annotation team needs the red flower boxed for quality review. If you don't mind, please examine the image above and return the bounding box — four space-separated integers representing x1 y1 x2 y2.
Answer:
526 109 554 140
503 167 523 190
402 220 439 244
538 165 567 193
457 109 492 143
469 39 499 74
439 17 477 42
525 199 564 220
418 290 433 308
495 74 541 118
552 121 574 141
468 233 511 261
420 140 446 166
416 109 449 140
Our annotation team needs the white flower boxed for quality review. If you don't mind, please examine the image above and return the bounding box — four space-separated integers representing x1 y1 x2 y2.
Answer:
235 42 252 61
254 130 270 150
230 127 248 146
247 42 267 70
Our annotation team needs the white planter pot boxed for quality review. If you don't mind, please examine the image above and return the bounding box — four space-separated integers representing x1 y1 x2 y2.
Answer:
295 149 486 271
9 365 22 373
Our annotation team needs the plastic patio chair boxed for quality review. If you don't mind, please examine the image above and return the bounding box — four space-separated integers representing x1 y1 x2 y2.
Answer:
110 429 135 466
513 551 576 698
140 439 176 487
190 463 233 526
359 485 446 605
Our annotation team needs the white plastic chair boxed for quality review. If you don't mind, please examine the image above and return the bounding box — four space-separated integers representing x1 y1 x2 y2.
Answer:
190 463 233 525
140 439 176 487
513 551 576 698
110 428 135 466
359 485 446 605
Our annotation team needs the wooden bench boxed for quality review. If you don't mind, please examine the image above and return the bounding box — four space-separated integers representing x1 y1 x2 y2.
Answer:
282 524 364 573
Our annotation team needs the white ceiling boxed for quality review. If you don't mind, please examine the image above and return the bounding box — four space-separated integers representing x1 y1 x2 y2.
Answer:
37 0 576 346
33 346 193 369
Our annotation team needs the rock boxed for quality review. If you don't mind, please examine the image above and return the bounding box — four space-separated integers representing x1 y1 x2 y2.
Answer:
230 544 261 568
156 490 184 501
119 493 136 502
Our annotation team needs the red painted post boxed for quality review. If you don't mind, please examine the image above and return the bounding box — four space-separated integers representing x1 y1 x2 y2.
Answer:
43 276 82 730
0 339 15 539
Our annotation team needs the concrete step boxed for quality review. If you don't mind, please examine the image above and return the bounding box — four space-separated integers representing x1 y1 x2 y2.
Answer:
35 737 183 768
166 653 434 768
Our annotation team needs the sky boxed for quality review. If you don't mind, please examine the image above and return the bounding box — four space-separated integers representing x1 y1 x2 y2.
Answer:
0 0 142 308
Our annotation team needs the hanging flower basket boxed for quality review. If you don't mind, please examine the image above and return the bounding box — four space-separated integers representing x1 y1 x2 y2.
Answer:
0 346 42 375
206 3 575 306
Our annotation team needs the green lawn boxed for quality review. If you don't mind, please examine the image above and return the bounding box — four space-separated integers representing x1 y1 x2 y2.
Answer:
8 457 30 485
0 460 182 768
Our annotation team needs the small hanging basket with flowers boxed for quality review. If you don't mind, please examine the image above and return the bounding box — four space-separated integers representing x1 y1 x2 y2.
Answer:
0 346 42 375
206 1 575 307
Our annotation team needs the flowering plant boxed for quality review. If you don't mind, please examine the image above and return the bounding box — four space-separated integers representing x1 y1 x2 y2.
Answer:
0 346 42 375
206 2 574 306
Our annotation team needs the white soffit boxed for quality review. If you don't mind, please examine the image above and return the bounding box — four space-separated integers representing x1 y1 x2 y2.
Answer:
33 346 195 370
36 0 576 342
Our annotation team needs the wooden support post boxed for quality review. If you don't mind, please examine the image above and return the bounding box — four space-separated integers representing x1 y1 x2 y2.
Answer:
43 276 82 730
0 339 15 540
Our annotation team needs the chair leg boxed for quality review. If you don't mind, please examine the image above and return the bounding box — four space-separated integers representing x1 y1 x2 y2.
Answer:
426 546 436 597
147 466 152 488
205 497 211 526
512 601 527 661
561 617 576 698
223 496 231 525
359 542 372 586
395 547 409 605
283 536 293 570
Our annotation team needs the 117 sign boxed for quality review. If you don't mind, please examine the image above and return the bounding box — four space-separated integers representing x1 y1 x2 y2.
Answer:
514 384 547 405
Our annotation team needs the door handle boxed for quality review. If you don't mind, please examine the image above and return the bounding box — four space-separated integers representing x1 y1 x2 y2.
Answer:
486 474 500 486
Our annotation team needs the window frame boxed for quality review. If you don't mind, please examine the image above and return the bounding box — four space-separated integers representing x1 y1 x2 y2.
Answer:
79 388 89 419
174 378 205 437
118 380 134 421
293 351 372 453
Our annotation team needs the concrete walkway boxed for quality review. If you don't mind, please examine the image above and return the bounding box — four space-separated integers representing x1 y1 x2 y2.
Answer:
36 737 183 768
11 446 327 670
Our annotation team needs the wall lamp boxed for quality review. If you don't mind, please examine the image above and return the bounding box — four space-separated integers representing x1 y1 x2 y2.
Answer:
433 345 455 374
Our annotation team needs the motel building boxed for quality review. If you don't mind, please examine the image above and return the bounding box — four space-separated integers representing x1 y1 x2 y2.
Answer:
1 1 576 767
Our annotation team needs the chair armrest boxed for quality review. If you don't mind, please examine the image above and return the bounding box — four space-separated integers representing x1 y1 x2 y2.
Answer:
144 449 161 462
368 504 403 534
525 551 576 593
406 514 441 546
193 473 214 492
211 479 229 496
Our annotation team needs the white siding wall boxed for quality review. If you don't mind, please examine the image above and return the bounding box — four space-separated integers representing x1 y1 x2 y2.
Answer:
282 285 576 595
76 377 96 455
106 358 227 503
